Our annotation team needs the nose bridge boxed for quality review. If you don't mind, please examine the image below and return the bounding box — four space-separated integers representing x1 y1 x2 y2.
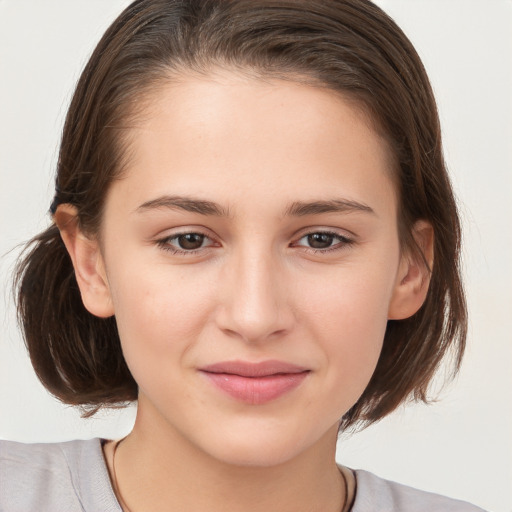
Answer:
217 239 291 342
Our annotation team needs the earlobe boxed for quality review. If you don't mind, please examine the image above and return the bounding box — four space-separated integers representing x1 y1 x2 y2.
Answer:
388 220 434 320
54 204 114 318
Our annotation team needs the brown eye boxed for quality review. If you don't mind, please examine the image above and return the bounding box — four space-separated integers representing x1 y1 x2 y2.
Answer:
177 233 206 250
307 233 335 249
157 232 216 254
293 231 353 253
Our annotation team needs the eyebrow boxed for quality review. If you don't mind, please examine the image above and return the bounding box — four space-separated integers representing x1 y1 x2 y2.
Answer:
284 199 375 217
135 195 375 218
135 195 231 217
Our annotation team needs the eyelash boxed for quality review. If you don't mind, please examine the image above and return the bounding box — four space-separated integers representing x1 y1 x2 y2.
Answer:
156 232 217 255
293 230 354 254
155 230 354 256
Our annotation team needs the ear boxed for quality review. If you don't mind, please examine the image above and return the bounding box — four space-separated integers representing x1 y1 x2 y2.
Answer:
388 220 434 320
54 204 114 318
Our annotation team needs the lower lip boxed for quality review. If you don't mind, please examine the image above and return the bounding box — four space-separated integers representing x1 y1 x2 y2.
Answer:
201 371 309 405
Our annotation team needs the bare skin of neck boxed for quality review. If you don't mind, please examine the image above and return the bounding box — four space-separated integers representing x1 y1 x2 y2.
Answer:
103 414 355 512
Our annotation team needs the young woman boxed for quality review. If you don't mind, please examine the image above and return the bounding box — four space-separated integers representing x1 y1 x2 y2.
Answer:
0 1 488 511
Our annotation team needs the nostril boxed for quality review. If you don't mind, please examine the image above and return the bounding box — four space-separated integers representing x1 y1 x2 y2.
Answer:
214 302 293 344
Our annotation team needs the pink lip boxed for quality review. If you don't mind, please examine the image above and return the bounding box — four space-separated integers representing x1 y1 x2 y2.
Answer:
199 360 310 405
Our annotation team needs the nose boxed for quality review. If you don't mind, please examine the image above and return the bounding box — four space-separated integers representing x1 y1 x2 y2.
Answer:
214 244 294 344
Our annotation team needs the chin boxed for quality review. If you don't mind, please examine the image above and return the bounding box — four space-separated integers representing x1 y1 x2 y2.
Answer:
197 424 327 469
210 443 301 468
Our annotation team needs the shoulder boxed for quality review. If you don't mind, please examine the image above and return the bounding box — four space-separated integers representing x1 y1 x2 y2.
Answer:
0 438 121 512
351 469 487 512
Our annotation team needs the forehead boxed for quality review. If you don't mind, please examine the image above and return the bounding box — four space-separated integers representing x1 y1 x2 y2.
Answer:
111 71 397 218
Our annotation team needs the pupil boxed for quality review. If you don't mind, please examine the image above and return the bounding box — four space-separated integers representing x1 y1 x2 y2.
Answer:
178 233 204 250
308 233 334 249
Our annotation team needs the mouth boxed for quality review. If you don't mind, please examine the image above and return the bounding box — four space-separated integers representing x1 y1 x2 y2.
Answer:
199 360 310 405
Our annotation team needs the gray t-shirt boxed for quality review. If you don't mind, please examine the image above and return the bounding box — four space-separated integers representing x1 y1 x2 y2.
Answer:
0 438 486 511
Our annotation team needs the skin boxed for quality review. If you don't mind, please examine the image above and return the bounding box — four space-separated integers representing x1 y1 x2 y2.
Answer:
57 70 432 512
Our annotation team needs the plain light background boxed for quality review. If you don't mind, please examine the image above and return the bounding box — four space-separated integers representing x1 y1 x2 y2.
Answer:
0 1 510 511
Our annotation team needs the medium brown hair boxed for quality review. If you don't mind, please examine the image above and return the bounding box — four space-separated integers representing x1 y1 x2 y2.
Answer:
14 0 466 429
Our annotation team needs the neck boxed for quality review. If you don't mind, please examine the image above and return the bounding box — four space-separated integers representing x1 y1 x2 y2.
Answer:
108 407 347 512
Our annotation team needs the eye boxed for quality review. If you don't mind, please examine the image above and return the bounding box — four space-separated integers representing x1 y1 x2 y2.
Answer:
304 232 336 249
293 231 353 252
174 233 207 250
157 232 216 254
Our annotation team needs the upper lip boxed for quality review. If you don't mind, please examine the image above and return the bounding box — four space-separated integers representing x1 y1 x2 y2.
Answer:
200 360 309 377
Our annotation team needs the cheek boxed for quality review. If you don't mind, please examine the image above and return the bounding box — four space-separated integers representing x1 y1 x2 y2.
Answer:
299 259 394 333
107 260 216 377
297 262 395 391
312 294 386 374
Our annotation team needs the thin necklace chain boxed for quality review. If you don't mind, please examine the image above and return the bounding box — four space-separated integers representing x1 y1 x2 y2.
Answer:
111 438 133 512
111 438 351 512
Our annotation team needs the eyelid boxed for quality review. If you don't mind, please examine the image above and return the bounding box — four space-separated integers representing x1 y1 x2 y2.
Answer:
290 228 356 253
152 225 356 256
155 227 220 255
292 226 356 242
153 225 217 241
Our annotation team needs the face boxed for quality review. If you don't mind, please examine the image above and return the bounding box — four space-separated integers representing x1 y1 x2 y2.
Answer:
88 71 413 466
